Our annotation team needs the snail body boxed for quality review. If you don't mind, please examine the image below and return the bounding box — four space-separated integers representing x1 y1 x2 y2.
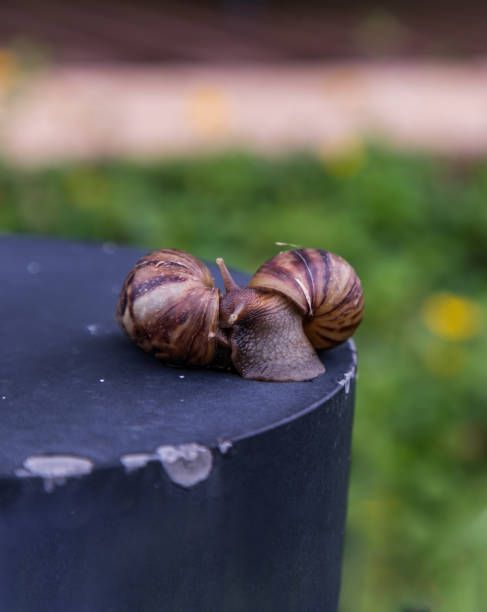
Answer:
116 248 363 382
218 285 326 382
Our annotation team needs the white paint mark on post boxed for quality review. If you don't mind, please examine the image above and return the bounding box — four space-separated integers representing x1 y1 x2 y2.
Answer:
337 338 359 393
218 440 233 455
156 443 213 488
22 455 94 492
120 453 155 474
87 324 100 335
337 370 354 394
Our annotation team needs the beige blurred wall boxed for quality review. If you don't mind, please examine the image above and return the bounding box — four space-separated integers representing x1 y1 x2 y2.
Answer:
2 61 487 163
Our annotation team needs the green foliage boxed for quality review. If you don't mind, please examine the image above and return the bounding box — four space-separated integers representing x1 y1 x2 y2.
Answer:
1 148 487 611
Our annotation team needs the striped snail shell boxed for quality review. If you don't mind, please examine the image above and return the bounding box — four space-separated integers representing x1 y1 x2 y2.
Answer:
249 248 364 349
217 248 363 382
116 249 230 368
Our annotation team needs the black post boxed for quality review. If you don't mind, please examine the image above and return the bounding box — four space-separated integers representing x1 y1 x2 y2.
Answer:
0 236 357 612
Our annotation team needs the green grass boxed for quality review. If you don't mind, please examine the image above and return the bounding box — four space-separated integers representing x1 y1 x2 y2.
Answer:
2 147 487 611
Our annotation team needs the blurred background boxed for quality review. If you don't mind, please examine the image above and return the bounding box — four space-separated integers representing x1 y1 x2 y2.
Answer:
1 1 486 611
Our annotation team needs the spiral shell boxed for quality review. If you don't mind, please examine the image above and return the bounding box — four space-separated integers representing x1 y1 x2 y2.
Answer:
249 248 364 349
116 249 222 367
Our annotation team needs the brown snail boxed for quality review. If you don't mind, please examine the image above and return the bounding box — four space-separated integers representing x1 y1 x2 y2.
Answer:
116 248 364 382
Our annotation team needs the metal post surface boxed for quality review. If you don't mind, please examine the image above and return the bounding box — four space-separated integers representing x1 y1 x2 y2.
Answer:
0 236 357 612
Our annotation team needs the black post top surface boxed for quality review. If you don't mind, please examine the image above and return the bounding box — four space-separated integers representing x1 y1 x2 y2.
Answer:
0 235 357 477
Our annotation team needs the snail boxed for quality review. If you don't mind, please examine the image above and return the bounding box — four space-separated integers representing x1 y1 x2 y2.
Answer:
116 248 364 382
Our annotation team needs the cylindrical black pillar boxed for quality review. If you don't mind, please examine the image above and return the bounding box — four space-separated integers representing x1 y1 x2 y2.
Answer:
0 236 357 612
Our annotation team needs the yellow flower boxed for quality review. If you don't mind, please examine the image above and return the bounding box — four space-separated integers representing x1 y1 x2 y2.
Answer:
319 136 366 178
421 292 484 341
186 86 230 136
0 49 17 92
